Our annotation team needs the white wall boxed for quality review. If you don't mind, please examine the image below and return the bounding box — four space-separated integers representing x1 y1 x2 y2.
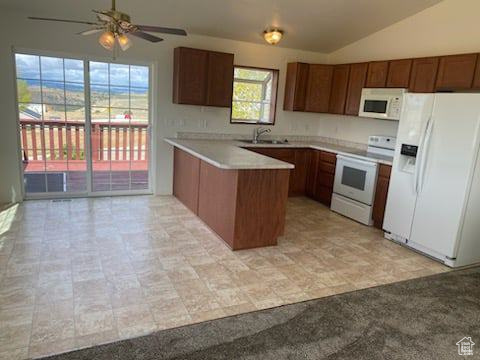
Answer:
0 9 399 202
328 0 480 63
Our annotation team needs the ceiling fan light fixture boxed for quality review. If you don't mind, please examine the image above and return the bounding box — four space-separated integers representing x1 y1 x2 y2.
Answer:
99 30 115 50
117 33 132 51
264 29 283 45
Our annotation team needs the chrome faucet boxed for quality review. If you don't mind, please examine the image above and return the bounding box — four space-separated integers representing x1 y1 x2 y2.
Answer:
253 127 271 143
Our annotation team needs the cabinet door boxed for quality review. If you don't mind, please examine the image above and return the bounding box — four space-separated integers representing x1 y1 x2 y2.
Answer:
173 47 208 105
344 62 368 116
284 63 309 111
386 59 412 88
290 149 309 196
305 64 333 113
173 148 201 214
472 57 480 89
436 53 478 90
315 185 334 206
372 176 390 229
329 64 350 114
372 164 391 229
314 151 337 206
365 61 389 88
206 51 234 107
305 150 319 198
409 57 439 93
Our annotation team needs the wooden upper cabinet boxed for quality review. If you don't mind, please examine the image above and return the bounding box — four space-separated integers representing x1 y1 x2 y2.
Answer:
344 62 368 116
329 64 351 114
305 64 333 113
284 62 309 111
173 47 208 105
173 47 234 107
366 61 389 88
386 59 412 88
435 53 478 91
473 59 480 89
409 57 439 93
206 51 234 107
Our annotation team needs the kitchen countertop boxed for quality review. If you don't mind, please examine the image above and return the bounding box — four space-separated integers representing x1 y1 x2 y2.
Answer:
164 138 393 170
164 138 295 170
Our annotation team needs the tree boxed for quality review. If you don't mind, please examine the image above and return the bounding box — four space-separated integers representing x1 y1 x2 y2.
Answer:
17 80 31 111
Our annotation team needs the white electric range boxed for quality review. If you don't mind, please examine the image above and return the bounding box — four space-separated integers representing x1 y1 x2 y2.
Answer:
330 135 396 225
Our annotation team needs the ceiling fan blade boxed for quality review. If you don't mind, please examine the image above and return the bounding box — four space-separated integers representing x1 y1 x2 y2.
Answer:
78 28 104 36
93 11 114 22
28 16 99 26
136 25 187 36
131 31 164 43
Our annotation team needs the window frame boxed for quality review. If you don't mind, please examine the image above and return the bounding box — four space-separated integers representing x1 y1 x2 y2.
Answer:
11 47 156 200
230 65 279 126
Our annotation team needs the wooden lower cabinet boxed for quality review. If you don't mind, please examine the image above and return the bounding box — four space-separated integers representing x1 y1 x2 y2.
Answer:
314 150 336 206
197 161 290 250
305 150 319 197
173 148 290 250
372 164 392 229
247 147 337 205
173 148 201 213
244 147 308 196
290 149 309 195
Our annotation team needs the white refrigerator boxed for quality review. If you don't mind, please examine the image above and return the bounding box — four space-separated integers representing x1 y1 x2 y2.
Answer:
384 93 480 267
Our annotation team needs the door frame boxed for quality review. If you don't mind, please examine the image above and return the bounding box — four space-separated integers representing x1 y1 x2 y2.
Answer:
12 47 156 200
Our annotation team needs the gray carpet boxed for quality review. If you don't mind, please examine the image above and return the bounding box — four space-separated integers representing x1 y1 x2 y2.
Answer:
42 267 480 360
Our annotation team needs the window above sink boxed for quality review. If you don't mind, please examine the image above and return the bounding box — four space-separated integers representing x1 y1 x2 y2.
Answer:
230 66 279 125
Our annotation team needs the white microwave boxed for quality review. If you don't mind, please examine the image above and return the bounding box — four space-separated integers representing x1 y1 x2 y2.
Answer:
359 88 406 120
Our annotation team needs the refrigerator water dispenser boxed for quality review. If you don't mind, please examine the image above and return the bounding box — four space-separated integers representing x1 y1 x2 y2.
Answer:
399 144 418 174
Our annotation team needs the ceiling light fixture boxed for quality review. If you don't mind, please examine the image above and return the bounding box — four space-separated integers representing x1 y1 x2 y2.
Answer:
264 29 283 45
99 30 115 50
117 33 132 51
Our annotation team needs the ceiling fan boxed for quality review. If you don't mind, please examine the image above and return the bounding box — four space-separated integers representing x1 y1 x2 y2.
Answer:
28 0 187 51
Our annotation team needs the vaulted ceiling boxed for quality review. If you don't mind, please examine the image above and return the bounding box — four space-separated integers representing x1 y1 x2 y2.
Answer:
0 0 443 52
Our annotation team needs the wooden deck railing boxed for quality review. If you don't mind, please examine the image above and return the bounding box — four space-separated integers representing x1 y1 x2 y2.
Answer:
19 119 149 162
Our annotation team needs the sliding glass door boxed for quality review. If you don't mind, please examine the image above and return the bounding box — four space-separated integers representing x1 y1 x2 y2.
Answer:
89 62 150 192
14 52 151 198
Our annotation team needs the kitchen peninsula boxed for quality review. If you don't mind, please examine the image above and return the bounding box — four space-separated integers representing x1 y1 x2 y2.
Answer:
165 138 293 250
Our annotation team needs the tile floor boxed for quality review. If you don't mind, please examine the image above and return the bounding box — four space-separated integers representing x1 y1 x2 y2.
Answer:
0 196 449 359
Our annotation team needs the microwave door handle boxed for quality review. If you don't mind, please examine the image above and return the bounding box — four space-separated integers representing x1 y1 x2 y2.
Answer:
418 116 434 193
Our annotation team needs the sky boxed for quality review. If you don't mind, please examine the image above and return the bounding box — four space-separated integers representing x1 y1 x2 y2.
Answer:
15 54 149 88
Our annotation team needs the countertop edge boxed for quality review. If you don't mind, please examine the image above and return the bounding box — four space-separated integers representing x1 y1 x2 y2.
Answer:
164 138 393 168
164 138 296 170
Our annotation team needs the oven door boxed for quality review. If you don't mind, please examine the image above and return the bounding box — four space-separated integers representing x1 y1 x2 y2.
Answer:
333 155 378 205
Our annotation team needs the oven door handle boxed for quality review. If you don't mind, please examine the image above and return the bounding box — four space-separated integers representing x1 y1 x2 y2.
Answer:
336 154 378 168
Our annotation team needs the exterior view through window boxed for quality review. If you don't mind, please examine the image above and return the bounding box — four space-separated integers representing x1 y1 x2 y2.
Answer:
15 53 151 197
230 66 278 124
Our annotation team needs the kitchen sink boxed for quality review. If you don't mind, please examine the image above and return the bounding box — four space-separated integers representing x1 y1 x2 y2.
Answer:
237 139 290 145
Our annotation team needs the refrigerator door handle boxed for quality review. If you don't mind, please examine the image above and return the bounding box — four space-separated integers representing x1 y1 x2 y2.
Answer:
414 116 431 194
418 116 434 193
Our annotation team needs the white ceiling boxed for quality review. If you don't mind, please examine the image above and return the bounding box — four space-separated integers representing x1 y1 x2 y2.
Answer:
0 0 443 52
